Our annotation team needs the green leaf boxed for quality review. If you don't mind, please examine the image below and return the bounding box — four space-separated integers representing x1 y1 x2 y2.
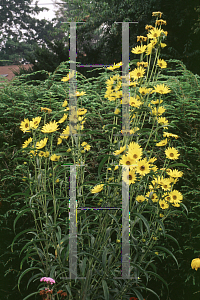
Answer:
147 270 169 292
22 291 39 300
79 256 88 277
98 155 109 178
13 207 33 233
102 279 109 300
102 246 108 271
168 162 189 168
155 245 179 267
155 218 166 237
132 212 150 236
11 228 36 252
18 267 42 291
165 233 179 248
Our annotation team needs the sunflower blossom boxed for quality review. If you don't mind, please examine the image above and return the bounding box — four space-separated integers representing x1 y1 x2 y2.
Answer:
36 137 48 149
166 169 183 178
62 100 68 107
136 195 145 203
22 137 33 148
30 117 42 129
129 67 145 80
131 45 147 54
58 114 67 124
157 59 167 69
165 147 180 160
129 97 142 107
147 28 164 39
60 126 70 139
191 258 200 271
153 84 171 94
113 146 126 156
107 61 123 70
159 199 169 209
20 118 30 133
41 121 59 133
50 154 61 162
122 168 136 185
136 159 150 176
90 184 104 194
156 138 168 146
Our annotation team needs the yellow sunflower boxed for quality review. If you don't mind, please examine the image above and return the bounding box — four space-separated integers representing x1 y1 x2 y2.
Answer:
20 118 30 133
58 114 67 124
156 138 168 146
131 45 147 54
146 42 155 55
136 159 150 176
136 195 146 203
166 169 183 178
127 147 143 161
61 70 75 82
57 137 62 145
129 97 142 107
30 116 42 129
163 132 179 139
36 137 48 149
169 190 183 203
161 43 167 48
75 91 86 97
122 168 136 185
139 87 152 96
77 108 87 115
151 99 163 105
148 157 157 164
60 126 70 139
146 191 158 202
157 117 169 127
152 11 163 18
90 184 104 194
83 144 91 151
50 154 61 162
22 137 33 148
119 154 137 167
137 61 148 68
113 145 126 156
155 19 167 26
137 36 148 42
160 178 171 191
159 199 169 210
41 121 59 133
145 25 154 31
114 108 120 114
62 100 68 107
165 147 180 160
157 59 167 69
41 107 52 113
38 151 45 157
163 193 171 202
107 61 123 70
130 67 145 80
43 151 49 158
153 84 171 94
191 258 200 271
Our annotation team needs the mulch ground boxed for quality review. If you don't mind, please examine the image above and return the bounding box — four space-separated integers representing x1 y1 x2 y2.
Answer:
0 64 33 85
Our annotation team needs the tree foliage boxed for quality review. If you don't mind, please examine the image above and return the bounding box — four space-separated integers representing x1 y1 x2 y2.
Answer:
0 0 66 65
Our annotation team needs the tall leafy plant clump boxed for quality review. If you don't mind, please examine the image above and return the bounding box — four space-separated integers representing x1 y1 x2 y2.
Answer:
10 11 187 300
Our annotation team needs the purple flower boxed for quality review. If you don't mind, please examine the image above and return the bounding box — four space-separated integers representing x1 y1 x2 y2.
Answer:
40 277 55 285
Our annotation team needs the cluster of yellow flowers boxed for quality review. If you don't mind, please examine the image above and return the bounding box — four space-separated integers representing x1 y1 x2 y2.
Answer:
90 12 183 213
20 91 88 160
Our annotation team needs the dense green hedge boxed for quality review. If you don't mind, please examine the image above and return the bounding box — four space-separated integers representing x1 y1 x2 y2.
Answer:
0 59 200 299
